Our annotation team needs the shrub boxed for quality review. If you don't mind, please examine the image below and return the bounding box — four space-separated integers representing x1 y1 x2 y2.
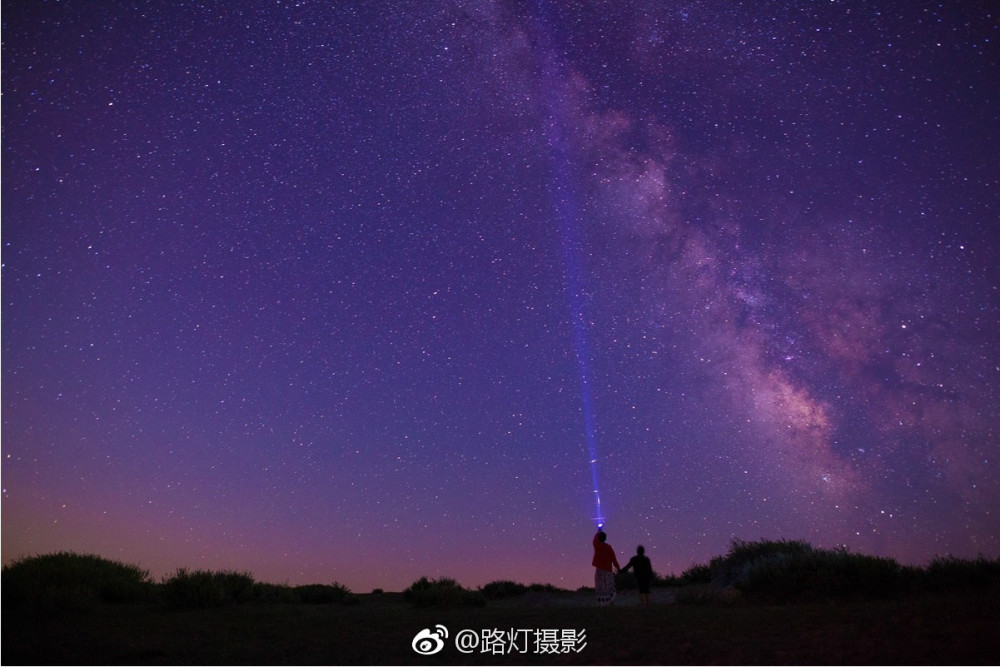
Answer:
251 582 298 604
709 538 815 588
674 541 1000 604
652 571 682 587
736 548 918 602
696 538 925 602
923 555 1000 591
680 563 711 585
616 568 678 590
2 552 153 612
160 568 256 608
527 582 561 593
294 582 354 604
480 580 528 599
403 576 486 608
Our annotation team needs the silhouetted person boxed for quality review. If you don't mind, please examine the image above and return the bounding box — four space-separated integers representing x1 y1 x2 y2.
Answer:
592 530 621 606
621 545 654 605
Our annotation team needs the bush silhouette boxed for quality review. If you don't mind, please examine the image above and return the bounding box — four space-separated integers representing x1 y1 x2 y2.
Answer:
161 568 256 608
687 538 927 602
616 568 678 590
527 582 561 593
736 547 918 602
403 576 486 608
2 552 152 612
708 538 815 588
480 580 528 599
293 582 355 604
923 555 1000 591
7 543 998 612
251 581 298 604
680 562 711 584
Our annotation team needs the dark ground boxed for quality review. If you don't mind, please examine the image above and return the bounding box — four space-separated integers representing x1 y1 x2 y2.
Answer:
4 588 998 665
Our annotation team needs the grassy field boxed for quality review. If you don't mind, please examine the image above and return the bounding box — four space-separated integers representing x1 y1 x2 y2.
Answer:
6 544 999 664
4 587 998 665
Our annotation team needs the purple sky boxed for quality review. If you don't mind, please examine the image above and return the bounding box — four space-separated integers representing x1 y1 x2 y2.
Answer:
3 1 998 593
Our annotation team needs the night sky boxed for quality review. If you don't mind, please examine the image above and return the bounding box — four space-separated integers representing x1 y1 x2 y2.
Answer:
3 1 998 593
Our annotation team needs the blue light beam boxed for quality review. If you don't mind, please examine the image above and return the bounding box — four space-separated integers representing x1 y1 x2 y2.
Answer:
561 211 605 530
537 29 605 530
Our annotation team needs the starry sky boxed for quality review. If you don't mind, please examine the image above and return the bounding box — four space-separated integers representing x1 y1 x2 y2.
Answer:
3 1 998 593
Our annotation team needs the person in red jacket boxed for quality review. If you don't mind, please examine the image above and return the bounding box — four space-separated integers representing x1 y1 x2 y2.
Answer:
592 529 621 606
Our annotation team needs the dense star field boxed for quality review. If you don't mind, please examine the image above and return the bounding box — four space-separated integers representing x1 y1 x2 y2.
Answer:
3 1 998 593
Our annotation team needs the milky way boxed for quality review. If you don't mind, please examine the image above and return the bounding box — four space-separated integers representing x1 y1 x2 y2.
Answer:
3 1 998 592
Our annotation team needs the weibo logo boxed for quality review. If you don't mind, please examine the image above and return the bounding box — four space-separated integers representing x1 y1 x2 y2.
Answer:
412 625 449 655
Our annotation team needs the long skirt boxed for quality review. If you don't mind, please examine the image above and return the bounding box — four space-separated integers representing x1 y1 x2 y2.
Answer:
595 568 616 605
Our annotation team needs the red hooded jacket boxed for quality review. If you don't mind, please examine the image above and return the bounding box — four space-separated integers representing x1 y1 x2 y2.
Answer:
592 532 621 572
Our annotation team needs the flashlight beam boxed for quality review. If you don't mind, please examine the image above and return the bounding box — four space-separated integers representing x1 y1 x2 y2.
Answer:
535 5 606 529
